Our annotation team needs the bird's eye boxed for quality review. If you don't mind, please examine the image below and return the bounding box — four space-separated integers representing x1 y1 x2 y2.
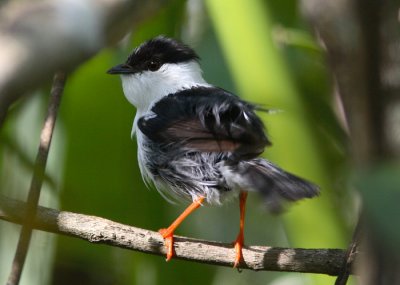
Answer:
148 59 161 71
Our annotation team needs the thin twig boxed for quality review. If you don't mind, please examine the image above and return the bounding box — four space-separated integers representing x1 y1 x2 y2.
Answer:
0 134 57 189
335 218 361 285
0 195 350 276
6 72 66 285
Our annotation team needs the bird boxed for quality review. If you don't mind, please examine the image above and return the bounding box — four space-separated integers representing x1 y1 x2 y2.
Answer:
107 36 319 267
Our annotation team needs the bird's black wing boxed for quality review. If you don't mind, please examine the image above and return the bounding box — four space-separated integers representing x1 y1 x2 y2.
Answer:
137 86 271 159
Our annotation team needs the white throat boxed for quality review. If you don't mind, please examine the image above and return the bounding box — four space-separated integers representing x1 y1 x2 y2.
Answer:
119 60 210 137
120 60 209 112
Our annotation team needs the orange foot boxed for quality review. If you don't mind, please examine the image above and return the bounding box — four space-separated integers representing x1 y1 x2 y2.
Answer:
158 196 205 262
159 228 174 261
233 232 244 268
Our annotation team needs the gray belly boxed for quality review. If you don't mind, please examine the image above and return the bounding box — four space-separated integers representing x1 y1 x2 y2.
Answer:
138 137 238 205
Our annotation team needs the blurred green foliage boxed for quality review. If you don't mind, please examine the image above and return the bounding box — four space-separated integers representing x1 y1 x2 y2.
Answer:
356 163 400 252
0 1 353 284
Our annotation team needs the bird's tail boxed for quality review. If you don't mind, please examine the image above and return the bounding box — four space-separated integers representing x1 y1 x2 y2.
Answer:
221 158 320 213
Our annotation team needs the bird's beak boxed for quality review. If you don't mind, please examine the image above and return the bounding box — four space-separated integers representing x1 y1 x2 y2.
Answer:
107 63 135 75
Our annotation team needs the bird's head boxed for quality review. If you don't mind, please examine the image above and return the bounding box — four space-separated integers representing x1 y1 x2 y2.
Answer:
108 36 206 111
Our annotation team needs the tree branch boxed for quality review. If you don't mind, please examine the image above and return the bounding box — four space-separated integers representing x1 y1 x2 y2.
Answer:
0 195 349 276
6 72 66 285
301 1 400 284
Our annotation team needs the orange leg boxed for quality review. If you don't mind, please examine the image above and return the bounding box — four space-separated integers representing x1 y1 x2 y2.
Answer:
159 196 205 261
233 191 248 268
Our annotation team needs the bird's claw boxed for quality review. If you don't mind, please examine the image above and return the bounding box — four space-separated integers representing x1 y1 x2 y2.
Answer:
233 235 244 268
159 228 174 261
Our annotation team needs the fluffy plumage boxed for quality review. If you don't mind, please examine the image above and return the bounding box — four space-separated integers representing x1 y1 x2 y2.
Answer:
108 36 319 211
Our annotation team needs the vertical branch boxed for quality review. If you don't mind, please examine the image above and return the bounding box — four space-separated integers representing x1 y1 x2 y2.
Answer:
6 72 66 285
334 2 381 283
302 0 400 284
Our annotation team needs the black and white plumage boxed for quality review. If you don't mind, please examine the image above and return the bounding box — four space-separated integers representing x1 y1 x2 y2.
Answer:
108 36 319 212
